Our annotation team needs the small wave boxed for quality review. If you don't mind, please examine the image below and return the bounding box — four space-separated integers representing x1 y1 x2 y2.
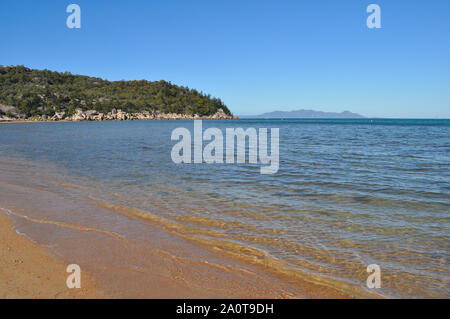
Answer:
0 207 125 240
86 198 380 298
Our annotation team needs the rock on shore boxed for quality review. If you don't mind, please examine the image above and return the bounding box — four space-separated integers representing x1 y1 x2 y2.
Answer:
1 108 237 122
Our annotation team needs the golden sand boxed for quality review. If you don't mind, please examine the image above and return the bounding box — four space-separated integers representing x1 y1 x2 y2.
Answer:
0 212 101 298
0 157 356 299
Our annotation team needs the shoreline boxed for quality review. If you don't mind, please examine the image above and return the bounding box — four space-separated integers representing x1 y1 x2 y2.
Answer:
0 118 237 124
0 156 363 299
0 117 238 124
0 108 237 123
0 136 390 300
0 211 102 299
0 202 357 299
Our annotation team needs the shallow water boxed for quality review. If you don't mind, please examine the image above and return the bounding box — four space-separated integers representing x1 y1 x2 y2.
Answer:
0 119 449 298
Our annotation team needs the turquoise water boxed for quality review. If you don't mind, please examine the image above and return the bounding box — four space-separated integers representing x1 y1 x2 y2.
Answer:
0 119 449 298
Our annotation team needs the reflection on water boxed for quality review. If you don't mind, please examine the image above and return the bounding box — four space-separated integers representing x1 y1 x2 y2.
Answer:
0 119 449 298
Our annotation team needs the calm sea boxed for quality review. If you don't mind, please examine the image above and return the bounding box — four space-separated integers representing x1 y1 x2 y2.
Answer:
0 119 449 298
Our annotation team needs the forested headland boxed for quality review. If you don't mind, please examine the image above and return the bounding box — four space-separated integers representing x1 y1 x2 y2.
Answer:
0 65 233 120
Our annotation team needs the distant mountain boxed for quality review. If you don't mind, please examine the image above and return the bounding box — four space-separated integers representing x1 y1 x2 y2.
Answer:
240 109 365 119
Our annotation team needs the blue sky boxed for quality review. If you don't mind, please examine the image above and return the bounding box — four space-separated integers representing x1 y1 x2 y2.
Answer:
0 0 449 118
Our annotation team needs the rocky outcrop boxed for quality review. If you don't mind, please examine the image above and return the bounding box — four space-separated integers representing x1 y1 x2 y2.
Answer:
51 111 66 121
52 108 237 122
1 106 237 122
0 115 15 122
210 108 230 119
0 104 22 120
0 104 19 116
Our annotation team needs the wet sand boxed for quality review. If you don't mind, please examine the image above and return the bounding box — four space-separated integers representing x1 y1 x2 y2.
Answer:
0 185 353 299
0 212 101 298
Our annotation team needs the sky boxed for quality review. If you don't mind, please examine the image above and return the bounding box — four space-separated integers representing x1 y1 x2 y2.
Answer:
0 0 449 118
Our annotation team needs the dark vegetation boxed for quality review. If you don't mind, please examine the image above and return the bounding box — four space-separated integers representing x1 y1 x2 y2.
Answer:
0 65 231 118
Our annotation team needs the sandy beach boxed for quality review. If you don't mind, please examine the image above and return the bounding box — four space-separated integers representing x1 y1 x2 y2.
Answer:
0 155 359 299
0 189 352 299
0 212 101 298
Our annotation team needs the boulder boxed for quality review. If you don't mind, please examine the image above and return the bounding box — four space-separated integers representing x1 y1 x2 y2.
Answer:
116 109 127 120
70 108 86 121
84 110 99 121
51 111 66 121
